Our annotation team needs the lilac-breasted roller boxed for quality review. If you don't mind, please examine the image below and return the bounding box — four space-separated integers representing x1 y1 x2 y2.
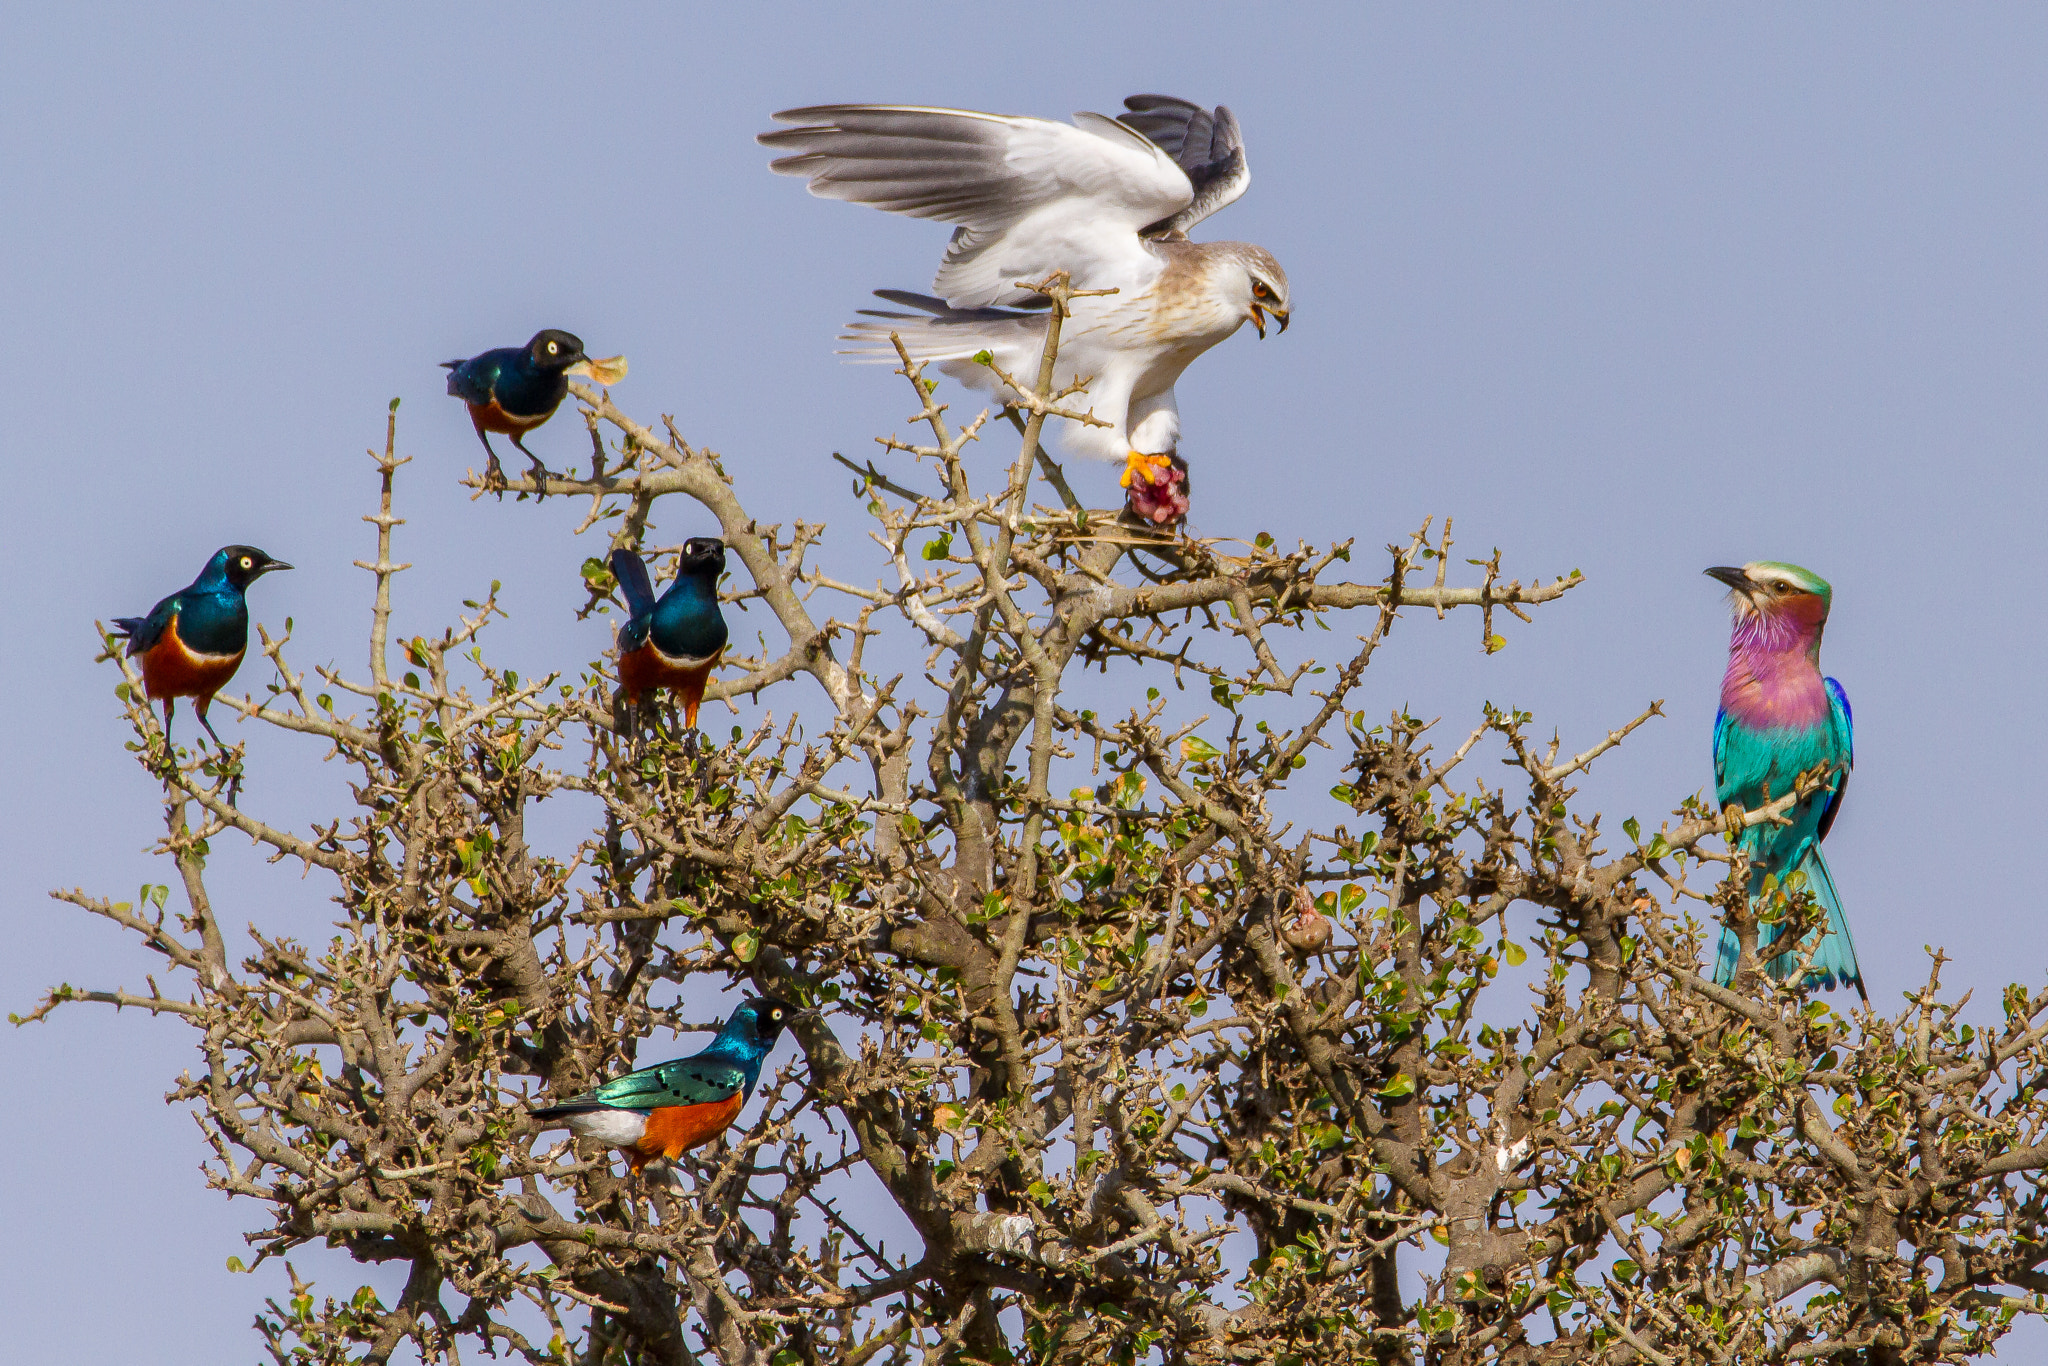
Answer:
1705 562 1865 1000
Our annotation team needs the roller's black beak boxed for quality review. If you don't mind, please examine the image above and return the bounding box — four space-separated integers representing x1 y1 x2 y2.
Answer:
1704 565 1749 591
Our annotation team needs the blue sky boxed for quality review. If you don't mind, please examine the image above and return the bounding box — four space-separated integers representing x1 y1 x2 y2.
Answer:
6 5 2047 1359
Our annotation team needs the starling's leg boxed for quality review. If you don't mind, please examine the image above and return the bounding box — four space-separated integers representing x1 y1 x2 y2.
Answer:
473 429 508 492
195 696 226 748
511 433 553 497
195 697 241 803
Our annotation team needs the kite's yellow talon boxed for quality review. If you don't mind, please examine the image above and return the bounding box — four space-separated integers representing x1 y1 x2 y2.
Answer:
1122 449 1168 489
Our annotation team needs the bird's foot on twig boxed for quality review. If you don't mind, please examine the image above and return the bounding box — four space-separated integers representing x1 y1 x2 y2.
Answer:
522 455 555 498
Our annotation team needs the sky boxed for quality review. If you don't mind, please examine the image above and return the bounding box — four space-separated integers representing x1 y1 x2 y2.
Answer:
5 4 2048 1360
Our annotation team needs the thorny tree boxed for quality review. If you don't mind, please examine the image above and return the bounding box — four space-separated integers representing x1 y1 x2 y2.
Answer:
32 277 2048 1365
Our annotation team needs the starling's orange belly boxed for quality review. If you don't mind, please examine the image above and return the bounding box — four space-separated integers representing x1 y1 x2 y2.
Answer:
617 645 721 727
470 399 548 436
627 1093 745 1167
618 645 716 696
141 619 243 700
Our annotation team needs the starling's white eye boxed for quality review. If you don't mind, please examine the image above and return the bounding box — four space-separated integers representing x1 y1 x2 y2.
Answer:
240 557 252 569
547 341 559 353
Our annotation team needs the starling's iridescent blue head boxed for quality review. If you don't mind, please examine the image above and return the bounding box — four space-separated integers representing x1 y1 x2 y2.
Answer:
525 330 589 373
677 536 727 580
711 996 800 1059
207 545 293 592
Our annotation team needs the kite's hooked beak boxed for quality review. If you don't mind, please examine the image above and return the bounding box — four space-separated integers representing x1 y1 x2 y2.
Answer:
1249 303 1289 339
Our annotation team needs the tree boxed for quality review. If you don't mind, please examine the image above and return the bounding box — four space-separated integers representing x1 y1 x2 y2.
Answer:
30 279 2048 1364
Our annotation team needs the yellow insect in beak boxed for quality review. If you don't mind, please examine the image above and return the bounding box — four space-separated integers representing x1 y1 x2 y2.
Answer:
568 354 630 386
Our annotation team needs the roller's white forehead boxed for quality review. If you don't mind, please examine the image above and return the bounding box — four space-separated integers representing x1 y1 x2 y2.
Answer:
1741 561 1827 595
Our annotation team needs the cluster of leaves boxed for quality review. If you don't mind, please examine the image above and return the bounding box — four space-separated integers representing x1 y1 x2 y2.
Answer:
34 302 2048 1365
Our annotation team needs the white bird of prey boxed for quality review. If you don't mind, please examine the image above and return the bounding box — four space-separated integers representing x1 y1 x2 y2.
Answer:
760 94 1290 520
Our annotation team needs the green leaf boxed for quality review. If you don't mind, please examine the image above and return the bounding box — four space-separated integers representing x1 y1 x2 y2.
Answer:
733 931 760 963
971 349 993 365
921 531 953 561
1377 1072 1416 1099
1503 940 1528 967
1623 816 1641 843
1180 735 1221 763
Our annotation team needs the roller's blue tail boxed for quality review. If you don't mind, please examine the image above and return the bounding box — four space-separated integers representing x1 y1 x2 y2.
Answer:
1712 846 1865 1000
